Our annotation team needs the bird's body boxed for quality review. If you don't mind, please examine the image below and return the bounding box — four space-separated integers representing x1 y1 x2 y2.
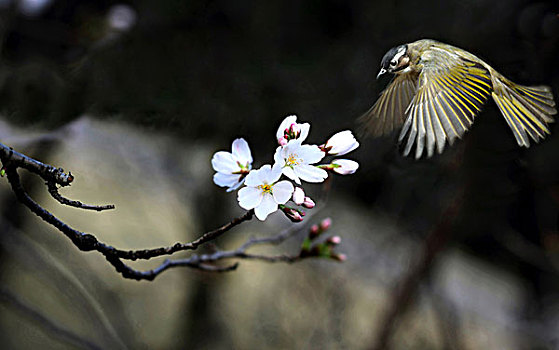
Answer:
360 39 557 158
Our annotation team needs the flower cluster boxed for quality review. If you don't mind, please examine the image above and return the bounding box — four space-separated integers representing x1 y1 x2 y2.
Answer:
211 115 359 221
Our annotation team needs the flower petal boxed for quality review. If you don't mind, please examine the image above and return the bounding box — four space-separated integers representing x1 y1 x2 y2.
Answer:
226 177 245 192
274 181 295 204
297 144 325 164
274 146 286 166
231 138 253 166
298 123 310 142
294 164 328 183
238 186 263 209
267 163 283 184
245 164 271 186
244 170 259 187
213 172 241 188
211 151 237 173
282 166 300 184
261 164 277 184
254 194 278 220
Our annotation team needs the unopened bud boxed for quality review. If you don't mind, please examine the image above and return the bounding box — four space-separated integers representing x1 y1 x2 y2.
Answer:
309 224 320 238
331 253 347 262
331 159 359 175
288 123 301 137
326 235 342 245
320 217 332 231
282 206 305 222
324 130 359 156
302 196 315 209
278 137 288 146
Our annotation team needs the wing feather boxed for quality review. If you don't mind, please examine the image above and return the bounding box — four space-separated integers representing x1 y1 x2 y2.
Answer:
424 88 437 157
359 73 418 137
399 51 492 158
429 99 446 154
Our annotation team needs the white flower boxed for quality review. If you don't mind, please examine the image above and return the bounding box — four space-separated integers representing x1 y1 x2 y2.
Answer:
274 140 328 185
331 159 359 175
237 164 294 220
276 115 310 145
211 138 253 192
323 130 359 156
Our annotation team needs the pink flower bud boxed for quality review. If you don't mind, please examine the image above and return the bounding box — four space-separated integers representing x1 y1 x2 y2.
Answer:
278 137 288 146
281 206 304 222
309 224 320 237
302 196 315 209
327 235 342 245
332 253 347 262
320 217 331 231
288 123 301 136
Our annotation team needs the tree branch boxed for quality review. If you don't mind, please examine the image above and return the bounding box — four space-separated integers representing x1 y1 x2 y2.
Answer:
1 143 74 186
0 142 333 281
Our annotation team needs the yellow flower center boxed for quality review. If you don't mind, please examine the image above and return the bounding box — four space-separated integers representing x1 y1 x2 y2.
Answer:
286 153 299 166
258 184 273 193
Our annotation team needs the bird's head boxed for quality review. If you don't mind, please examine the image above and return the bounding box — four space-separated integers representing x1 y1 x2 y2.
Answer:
377 44 409 78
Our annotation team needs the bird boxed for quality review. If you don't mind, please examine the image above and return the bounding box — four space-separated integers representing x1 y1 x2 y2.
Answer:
359 39 557 159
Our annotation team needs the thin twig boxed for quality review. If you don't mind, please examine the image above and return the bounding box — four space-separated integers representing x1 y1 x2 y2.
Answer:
47 182 115 211
112 210 255 261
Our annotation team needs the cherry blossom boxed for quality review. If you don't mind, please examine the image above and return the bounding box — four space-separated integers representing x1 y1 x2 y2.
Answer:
237 164 294 220
274 140 328 185
211 138 253 192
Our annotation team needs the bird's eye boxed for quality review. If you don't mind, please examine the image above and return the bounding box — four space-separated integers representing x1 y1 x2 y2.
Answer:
390 60 397 67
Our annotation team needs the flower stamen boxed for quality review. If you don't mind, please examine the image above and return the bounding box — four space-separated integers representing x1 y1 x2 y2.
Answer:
258 183 273 193
286 153 300 167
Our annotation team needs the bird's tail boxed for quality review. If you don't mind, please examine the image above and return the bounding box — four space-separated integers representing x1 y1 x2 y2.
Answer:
491 76 556 147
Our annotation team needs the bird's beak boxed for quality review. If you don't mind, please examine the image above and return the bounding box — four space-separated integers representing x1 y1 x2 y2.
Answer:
376 68 387 79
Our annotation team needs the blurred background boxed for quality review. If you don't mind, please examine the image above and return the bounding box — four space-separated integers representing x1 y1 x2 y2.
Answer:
0 0 558 349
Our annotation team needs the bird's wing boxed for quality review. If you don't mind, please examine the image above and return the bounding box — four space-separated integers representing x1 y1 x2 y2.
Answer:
359 73 418 137
400 48 493 158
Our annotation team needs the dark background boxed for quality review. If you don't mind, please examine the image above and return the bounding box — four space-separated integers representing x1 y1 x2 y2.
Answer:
0 0 558 349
